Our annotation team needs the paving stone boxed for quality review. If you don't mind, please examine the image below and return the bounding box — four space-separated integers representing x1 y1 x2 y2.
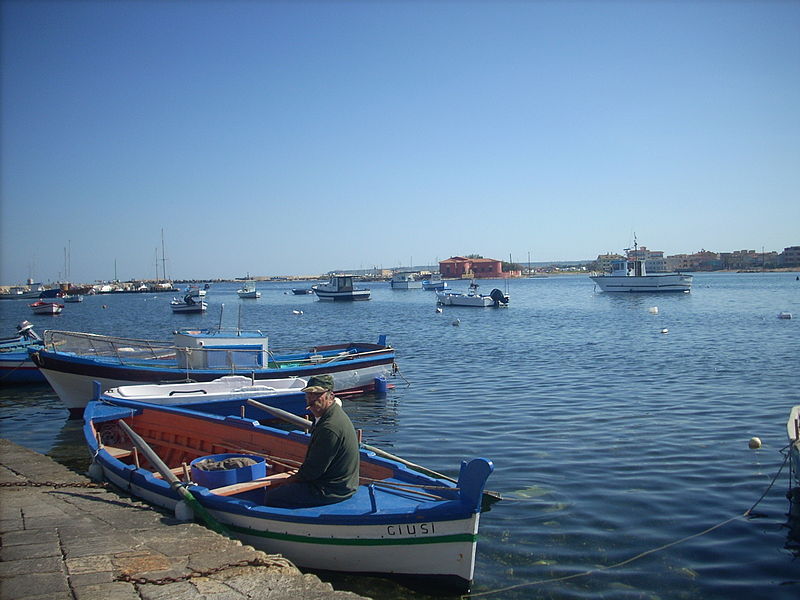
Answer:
0 571 70 598
0 541 61 561
72 581 140 600
0 555 65 577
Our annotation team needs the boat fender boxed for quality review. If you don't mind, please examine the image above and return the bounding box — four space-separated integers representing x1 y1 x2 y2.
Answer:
88 460 104 482
174 499 194 521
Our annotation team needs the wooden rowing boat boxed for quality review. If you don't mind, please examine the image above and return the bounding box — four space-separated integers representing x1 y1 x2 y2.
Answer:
84 398 493 592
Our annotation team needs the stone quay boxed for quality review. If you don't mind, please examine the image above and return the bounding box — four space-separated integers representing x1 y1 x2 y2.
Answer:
0 439 367 600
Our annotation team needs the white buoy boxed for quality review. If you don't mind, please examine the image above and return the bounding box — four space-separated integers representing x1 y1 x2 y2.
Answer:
778 312 792 319
292 310 303 315
748 437 762 449
435 307 442 313
452 319 460 326
648 306 659 314
660 328 669 334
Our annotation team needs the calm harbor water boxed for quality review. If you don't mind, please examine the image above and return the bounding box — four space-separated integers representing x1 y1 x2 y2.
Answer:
1 274 798 599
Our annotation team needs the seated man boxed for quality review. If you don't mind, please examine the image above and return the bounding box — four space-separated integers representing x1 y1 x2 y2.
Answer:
264 374 360 508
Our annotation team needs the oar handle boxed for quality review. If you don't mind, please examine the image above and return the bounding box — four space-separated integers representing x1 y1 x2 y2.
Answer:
246 399 311 430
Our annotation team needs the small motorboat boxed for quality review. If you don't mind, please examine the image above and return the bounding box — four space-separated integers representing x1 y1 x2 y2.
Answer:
84 398 493 592
291 288 313 295
100 375 308 419
436 281 508 307
29 300 63 315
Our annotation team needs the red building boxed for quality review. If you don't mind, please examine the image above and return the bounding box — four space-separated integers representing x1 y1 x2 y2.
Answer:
439 256 504 278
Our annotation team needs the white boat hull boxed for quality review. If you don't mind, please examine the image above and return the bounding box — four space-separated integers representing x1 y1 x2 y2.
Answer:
171 300 208 312
237 291 261 298
96 457 481 586
38 363 391 411
436 292 494 307
590 273 693 293
314 289 371 301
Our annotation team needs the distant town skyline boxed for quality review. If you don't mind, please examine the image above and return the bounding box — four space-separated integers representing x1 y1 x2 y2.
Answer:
2 2 798 284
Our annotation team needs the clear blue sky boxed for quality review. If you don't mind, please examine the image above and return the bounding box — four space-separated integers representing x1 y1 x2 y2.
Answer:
2 1 798 283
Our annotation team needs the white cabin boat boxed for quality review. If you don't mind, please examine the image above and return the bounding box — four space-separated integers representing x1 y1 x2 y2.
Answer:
237 280 261 298
590 256 692 293
436 281 509 307
313 275 371 301
390 272 422 289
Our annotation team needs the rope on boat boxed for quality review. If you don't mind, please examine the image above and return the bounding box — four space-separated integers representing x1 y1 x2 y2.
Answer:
463 448 793 599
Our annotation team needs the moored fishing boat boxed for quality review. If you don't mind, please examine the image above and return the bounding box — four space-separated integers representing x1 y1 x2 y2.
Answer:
590 239 693 293
312 275 371 301
101 375 308 419
84 398 493 592
30 328 395 414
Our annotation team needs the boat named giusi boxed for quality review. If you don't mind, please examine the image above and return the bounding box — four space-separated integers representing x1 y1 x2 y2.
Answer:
84 398 494 592
30 328 396 414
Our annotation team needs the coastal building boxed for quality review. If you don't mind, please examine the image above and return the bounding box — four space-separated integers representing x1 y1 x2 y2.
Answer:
596 253 625 272
779 246 800 267
439 256 504 279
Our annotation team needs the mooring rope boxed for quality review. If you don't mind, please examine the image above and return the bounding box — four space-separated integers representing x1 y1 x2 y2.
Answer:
463 448 793 599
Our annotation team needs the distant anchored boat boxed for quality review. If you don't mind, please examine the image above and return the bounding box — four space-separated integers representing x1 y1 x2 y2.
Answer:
390 272 422 290
170 294 207 313
591 240 693 293
312 275 371 301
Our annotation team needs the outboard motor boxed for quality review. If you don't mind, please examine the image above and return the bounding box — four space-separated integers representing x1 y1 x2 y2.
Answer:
16 320 41 341
489 288 509 306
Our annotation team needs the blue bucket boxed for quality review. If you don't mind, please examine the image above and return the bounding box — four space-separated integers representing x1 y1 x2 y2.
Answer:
374 376 388 395
190 453 267 488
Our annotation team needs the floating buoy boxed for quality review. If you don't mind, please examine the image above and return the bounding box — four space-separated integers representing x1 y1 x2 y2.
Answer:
452 319 460 326
748 437 762 449
435 307 443 313
778 312 792 319
648 306 659 314
660 328 669 334
292 310 303 315
102 305 108 309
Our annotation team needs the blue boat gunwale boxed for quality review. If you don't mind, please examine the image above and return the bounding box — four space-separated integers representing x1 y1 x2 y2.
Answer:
84 399 492 527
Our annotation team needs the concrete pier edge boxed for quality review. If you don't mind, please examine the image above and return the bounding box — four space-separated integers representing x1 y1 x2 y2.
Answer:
0 439 368 600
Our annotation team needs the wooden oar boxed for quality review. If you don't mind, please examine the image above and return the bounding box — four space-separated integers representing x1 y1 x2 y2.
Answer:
245 398 502 501
116 420 231 536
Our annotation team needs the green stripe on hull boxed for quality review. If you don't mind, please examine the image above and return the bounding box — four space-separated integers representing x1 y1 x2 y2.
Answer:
226 524 477 546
